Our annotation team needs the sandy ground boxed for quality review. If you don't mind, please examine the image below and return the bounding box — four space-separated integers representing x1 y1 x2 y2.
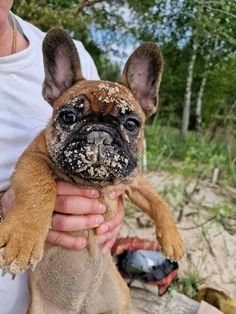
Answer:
120 171 236 300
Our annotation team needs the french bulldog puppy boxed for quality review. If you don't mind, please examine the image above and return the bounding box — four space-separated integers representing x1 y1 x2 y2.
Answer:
0 29 184 313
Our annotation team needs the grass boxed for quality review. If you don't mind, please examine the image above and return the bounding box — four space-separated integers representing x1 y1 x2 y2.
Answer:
171 269 203 298
144 123 236 187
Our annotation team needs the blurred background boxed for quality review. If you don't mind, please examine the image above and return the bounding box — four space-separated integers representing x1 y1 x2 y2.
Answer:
13 0 236 311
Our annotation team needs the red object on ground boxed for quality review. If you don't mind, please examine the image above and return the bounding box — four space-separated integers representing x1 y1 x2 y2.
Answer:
147 269 178 296
111 237 161 256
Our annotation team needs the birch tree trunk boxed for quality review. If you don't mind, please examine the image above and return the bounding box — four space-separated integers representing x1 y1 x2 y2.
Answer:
180 40 198 140
142 137 147 173
195 76 207 134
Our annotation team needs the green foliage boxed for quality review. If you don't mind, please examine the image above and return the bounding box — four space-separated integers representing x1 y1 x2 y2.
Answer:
207 202 236 225
203 57 236 125
125 0 236 137
145 123 236 186
13 0 87 33
172 269 203 298
98 56 120 81
124 200 133 218
159 182 185 214
179 139 226 177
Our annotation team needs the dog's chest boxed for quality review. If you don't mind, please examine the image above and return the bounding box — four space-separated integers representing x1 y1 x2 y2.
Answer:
32 243 108 311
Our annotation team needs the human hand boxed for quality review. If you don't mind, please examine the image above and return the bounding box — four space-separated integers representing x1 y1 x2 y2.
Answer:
47 181 124 252
0 184 102 250
0 183 124 252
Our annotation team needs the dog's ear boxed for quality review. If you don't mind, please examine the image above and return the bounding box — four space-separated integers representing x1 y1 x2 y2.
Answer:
120 43 163 118
42 28 84 104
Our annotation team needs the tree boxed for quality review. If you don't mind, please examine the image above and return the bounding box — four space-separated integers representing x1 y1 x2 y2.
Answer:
124 0 236 138
181 40 198 140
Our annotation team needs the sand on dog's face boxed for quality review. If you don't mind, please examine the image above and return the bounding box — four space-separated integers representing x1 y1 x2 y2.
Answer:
45 80 145 186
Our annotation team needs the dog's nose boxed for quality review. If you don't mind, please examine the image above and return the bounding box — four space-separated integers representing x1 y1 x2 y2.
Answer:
87 131 113 146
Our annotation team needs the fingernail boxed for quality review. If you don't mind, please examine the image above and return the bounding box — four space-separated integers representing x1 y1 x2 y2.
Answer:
90 189 99 197
99 204 106 213
95 215 104 225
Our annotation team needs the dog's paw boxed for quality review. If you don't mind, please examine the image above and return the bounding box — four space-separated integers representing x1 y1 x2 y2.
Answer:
0 222 44 275
157 226 185 261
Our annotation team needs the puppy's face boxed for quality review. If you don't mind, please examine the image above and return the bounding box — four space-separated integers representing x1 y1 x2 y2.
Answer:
42 29 163 186
47 81 144 185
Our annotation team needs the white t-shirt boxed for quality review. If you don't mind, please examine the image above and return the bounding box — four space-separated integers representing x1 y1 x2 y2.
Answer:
0 16 99 314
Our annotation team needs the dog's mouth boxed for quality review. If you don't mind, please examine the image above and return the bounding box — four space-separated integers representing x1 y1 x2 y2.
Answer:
53 124 137 184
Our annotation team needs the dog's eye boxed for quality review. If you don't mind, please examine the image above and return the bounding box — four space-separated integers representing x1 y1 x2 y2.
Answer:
59 111 77 125
124 118 140 132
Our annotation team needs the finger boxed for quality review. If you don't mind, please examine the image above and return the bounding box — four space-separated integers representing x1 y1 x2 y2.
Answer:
97 224 121 245
51 213 104 232
102 236 117 254
56 181 100 198
55 196 106 215
96 197 124 235
46 230 87 250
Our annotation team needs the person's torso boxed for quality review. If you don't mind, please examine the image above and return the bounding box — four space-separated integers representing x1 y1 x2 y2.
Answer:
0 16 99 192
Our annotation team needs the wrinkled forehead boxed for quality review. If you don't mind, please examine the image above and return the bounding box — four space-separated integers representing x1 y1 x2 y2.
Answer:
53 80 145 118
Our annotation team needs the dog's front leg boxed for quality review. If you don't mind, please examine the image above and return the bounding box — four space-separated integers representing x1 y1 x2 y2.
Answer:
0 133 56 274
125 175 185 261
